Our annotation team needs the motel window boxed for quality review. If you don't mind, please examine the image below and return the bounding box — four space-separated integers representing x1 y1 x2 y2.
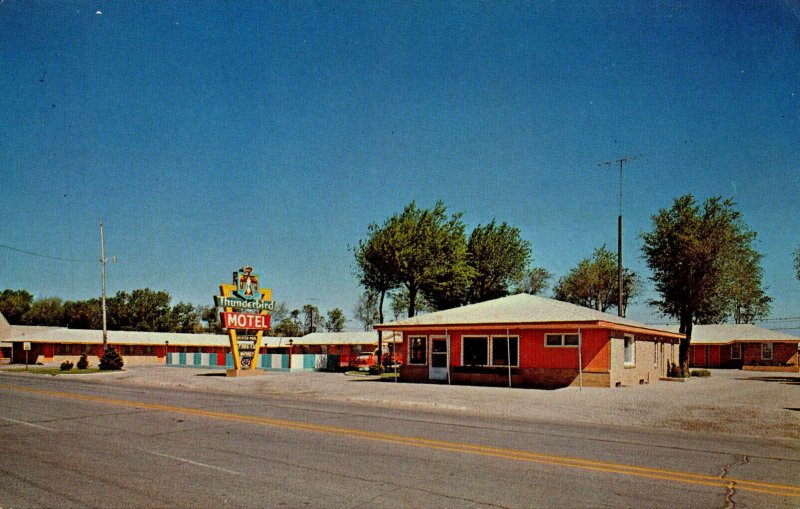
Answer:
624 335 635 366
762 342 773 360
491 336 519 367
463 336 489 366
408 336 427 365
462 336 519 367
731 343 741 360
545 333 580 347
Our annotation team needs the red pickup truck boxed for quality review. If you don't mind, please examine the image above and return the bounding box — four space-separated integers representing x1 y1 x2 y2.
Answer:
352 353 377 371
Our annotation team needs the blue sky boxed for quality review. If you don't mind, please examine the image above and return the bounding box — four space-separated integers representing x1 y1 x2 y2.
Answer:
1 1 798 332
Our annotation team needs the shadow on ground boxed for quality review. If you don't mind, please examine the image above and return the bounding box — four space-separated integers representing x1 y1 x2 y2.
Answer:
736 376 800 385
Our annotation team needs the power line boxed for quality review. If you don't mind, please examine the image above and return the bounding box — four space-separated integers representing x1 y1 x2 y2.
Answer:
0 243 93 263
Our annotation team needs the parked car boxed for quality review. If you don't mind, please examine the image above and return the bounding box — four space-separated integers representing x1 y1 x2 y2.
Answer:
353 353 377 371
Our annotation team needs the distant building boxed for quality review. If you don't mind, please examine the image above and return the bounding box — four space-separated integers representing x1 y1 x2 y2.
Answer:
681 324 799 372
0 311 398 371
375 294 683 389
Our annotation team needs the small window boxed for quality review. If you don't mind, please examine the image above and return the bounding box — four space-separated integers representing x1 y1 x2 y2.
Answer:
545 333 580 347
491 336 519 367
408 336 427 365
545 334 562 346
762 342 773 360
463 336 489 366
624 335 635 366
731 343 741 360
563 334 579 346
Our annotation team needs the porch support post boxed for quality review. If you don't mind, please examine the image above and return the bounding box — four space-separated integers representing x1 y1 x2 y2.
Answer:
578 328 583 391
507 328 512 388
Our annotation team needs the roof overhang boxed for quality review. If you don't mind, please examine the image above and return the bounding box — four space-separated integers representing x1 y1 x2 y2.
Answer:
375 320 684 339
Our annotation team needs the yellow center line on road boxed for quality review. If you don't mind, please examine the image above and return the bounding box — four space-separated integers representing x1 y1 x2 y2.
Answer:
4 383 799 498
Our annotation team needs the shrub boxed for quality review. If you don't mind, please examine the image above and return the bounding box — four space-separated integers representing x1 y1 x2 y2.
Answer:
60 360 74 371
77 353 90 370
668 362 687 378
690 369 711 377
368 364 385 375
99 346 125 371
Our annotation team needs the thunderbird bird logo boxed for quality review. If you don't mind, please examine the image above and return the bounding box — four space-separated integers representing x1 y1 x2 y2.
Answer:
233 266 259 300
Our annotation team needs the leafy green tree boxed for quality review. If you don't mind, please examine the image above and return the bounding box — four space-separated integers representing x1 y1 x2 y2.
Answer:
553 246 640 314
724 247 771 324
323 308 346 332
270 301 288 324
274 313 302 337
353 290 380 331
513 267 552 295
381 201 473 316
355 201 472 363
466 221 531 303
170 302 201 333
354 221 401 321
354 218 404 360
265 301 289 336
0 289 34 324
302 304 321 335
641 195 768 372
108 289 172 332
63 299 102 329
389 287 432 320
199 305 223 334
22 297 64 326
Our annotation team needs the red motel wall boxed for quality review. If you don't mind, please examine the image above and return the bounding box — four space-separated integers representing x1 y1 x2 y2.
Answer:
405 327 611 373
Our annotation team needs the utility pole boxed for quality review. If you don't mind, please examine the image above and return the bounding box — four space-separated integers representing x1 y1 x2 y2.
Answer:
100 222 116 350
598 155 639 317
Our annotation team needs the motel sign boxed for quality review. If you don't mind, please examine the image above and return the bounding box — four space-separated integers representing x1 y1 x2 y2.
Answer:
215 267 273 372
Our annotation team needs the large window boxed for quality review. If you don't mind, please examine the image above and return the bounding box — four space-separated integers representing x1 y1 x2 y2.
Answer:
491 336 519 367
762 342 773 360
408 336 427 365
624 335 635 366
545 333 580 347
462 336 519 367
463 336 489 366
731 343 742 360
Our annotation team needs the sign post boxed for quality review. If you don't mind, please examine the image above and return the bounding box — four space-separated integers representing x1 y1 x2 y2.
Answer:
23 342 31 371
215 267 273 376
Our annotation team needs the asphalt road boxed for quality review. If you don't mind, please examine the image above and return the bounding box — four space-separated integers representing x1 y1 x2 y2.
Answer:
0 373 798 508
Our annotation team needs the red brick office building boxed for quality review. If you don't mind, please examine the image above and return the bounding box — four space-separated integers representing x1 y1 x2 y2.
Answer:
375 294 683 389
685 324 799 372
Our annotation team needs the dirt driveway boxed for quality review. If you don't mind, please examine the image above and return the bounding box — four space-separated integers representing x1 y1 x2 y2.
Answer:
25 365 797 441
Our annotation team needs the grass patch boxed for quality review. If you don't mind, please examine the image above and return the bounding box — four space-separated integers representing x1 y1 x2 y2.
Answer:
344 370 400 380
8 367 103 376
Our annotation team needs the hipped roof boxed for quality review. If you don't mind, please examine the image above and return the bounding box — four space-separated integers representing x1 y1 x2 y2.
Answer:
662 324 800 345
375 294 684 338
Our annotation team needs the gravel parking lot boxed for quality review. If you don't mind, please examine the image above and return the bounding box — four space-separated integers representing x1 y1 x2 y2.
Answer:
18 365 796 441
